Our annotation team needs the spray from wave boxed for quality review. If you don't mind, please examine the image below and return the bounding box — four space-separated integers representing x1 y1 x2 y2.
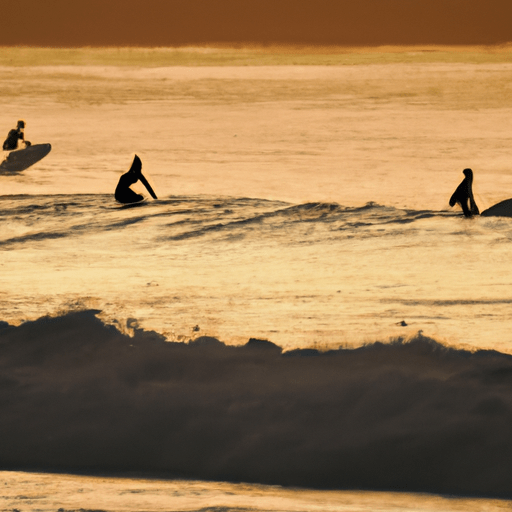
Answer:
1 310 512 498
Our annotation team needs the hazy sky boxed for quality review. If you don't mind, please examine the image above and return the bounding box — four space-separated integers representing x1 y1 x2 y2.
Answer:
2 0 512 47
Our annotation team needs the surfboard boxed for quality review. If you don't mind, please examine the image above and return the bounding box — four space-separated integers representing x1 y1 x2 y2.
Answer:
481 198 512 218
0 143 51 173
117 198 148 208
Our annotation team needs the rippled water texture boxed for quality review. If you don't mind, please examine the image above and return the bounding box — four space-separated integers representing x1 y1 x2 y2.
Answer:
2 194 512 350
2 48 512 509
2 470 512 512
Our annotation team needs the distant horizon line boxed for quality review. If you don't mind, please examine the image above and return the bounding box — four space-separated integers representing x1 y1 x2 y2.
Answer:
3 44 512 67
3 43 512 52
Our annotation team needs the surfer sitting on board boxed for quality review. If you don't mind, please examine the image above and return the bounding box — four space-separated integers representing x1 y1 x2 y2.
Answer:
3 120 31 151
115 154 157 204
449 168 480 218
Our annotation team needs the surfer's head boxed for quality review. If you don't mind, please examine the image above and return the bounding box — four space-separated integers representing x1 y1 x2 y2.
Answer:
128 154 142 175
463 168 473 178
17 120 25 129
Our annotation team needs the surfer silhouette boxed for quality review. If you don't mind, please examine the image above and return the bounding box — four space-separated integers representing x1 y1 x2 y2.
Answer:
3 120 31 151
115 155 157 204
449 168 480 218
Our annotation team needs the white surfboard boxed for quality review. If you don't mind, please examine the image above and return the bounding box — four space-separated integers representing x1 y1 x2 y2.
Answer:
0 143 51 173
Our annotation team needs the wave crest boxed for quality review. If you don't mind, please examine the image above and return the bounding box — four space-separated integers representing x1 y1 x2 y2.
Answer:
1 310 512 498
0 195 450 248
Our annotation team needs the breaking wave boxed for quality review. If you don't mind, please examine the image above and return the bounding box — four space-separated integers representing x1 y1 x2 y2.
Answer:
1 310 512 498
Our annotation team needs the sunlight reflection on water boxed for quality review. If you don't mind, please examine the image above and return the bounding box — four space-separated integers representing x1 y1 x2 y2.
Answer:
1 471 511 512
3 49 512 511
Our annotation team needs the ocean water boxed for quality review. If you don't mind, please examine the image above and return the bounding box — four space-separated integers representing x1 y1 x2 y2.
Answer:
2 48 512 509
1 470 512 512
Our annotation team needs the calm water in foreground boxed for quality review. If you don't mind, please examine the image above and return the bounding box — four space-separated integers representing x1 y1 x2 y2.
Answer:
2 470 512 512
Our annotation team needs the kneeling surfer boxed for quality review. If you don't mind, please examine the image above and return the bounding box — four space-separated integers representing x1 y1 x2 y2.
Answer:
115 155 157 204
449 168 479 218
3 120 31 151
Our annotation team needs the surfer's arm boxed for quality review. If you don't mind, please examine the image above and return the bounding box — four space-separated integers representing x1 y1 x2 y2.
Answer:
139 173 157 199
449 190 458 207
449 180 467 208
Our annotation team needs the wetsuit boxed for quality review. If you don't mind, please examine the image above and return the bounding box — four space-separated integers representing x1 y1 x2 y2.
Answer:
115 155 145 204
3 128 24 151
449 168 480 218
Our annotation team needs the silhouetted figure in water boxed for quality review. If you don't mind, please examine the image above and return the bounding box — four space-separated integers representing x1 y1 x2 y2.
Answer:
449 168 480 217
115 155 157 204
3 120 31 151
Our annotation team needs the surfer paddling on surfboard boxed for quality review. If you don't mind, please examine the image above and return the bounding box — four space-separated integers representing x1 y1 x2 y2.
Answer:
3 120 31 151
449 168 480 218
115 154 157 204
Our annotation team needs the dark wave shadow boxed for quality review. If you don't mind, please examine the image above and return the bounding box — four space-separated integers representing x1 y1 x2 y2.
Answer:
1 309 512 498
